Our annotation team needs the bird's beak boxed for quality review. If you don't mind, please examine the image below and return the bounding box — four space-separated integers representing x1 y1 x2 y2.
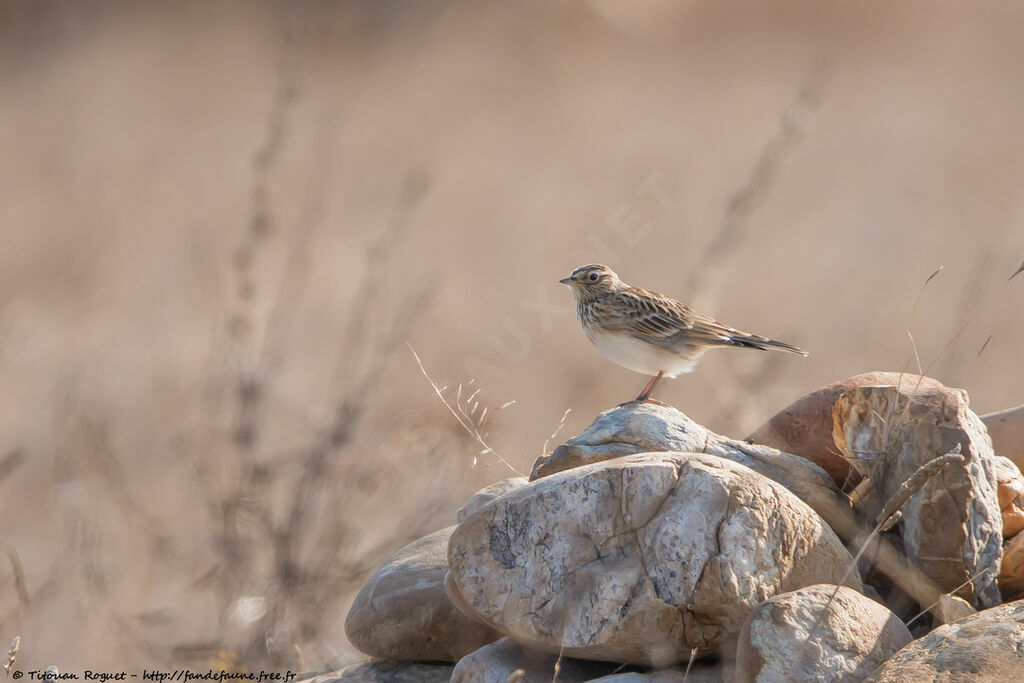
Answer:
559 277 573 284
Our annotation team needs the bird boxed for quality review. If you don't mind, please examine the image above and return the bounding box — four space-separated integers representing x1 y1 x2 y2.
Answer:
559 264 808 403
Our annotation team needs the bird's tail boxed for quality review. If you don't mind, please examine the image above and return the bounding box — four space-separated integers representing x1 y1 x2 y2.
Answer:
728 333 809 356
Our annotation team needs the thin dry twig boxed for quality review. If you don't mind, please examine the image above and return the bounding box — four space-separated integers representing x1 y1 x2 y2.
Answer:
896 265 943 394
977 333 993 358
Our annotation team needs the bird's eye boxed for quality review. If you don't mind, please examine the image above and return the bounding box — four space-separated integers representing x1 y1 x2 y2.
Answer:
588 272 600 282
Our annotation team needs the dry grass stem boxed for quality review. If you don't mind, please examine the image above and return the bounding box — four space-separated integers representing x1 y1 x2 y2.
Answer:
409 344 524 477
682 647 698 681
3 636 19 678
875 447 964 531
688 62 828 310
542 408 572 455
904 567 994 628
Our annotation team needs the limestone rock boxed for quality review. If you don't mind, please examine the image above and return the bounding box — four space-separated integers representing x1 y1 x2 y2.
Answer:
865 599 1024 681
449 637 613 683
983 403 1024 472
591 668 723 682
345 526 500 661
309 660 453 682
735 584 911 682
748 372 945 486
532 402 846 532
999 531 1024 601
932 594 975 624
448 452 860 666
458 478 529 523
992 455 1024 538
833 382 1003 607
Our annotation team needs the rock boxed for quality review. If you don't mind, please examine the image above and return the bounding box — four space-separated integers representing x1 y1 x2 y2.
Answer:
309 660 453 682
345 527 500 662
449 637 613 683
932 594 975 624
448 452 860 666
591 667 724 682
983 403 1024 472
748 372 945 487
735 584 912 682
992 456 1024 537
865 599 1024 681
998 532 1024 601
833 382 1003 608
458 478 530 523
532 402 847 532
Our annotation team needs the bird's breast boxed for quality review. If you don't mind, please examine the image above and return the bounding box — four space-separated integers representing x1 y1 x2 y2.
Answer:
583 327 698 378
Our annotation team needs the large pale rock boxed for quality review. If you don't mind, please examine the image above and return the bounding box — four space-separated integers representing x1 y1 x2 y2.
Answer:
532 403 846 530
865 599 1024 681
458 478 530 523
999 531 1024 601
748 372 946 486
448 452 860 666
735 584 912 682
309 660 453 682
983 403 1024 471
833 382 1003 607
344 527 499 661
992 456 1024 538
450 637 614 683
591 668 724 682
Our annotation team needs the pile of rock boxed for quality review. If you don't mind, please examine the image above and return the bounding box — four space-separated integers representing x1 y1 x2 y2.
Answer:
319 373 1024 682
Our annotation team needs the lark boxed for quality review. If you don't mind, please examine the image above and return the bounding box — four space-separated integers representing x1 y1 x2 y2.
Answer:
560 264 808 402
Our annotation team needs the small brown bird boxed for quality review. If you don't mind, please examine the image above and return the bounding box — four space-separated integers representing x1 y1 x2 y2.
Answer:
560 264 808 402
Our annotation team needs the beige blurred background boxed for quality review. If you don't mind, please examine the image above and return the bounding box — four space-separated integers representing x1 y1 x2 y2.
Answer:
1 0 1023 672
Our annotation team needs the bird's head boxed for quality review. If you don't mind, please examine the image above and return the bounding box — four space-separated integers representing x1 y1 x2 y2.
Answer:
559 264 622 299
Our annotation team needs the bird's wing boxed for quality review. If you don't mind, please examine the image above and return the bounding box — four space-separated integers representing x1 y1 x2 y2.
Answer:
597 288 698 337
600 288 760 347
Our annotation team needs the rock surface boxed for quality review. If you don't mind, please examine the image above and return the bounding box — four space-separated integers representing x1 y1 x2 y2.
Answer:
458 477 530 523
344 526 500 661
865 599 1024 681
748 372 945 486
735 584 912 682
833 382 1003 607
932 594 975 625
448 452 860 666
993 455 1024 537
449 637 613 683
982 403 1024 472
591 669 720 682
533 402 846 530
309 660 453 682
999 531 1024 601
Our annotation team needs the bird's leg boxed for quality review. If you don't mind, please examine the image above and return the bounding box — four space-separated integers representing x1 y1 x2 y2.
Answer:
634 371 664 402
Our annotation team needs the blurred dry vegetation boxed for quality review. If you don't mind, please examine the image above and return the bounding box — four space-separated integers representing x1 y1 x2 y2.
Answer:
1 0 1023 673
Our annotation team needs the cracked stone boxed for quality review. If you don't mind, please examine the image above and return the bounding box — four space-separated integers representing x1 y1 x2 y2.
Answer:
447 452 860 666
735 584 912 682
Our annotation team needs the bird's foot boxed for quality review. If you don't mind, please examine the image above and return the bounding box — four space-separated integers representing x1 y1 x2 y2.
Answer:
617 398 671 408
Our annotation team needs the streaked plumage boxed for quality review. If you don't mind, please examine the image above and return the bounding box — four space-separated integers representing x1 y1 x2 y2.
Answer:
560 264 808 402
